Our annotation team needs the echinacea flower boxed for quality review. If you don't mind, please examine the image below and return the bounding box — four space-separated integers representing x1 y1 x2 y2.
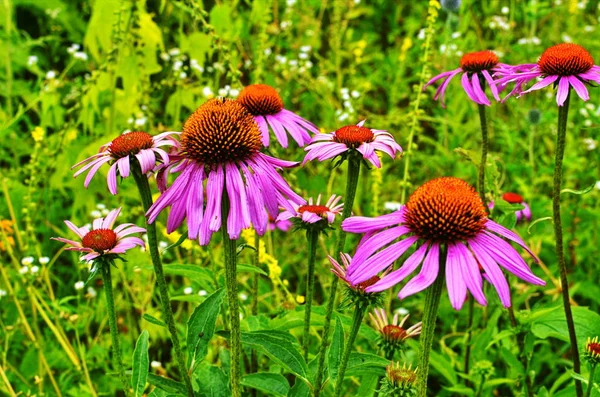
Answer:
51 208 145 261
268 215 292 232
424 50 510 107
237 84 319 148
489 192 532 223
146 98 305 245
342 177 545 310
303 120 402 167
72 131 179 194
495 43 600 106
277 194 343 226
369 308 422 345
381 362 417 395
584 336 600 365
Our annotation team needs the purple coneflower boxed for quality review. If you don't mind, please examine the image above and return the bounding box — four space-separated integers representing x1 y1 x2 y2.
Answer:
237 84 319 148
303 120 402 167
277 194 343 225
342 177 545 310
146 98 305 245
495 43 600 106
369 308 422 345
72 131 179 194
489 192 532 223
51 208 145 261
424 50 510 106
268 215 292 232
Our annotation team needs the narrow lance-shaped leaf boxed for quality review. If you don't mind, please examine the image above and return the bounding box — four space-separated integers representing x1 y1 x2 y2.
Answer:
187 288 225 370
131 330 150 397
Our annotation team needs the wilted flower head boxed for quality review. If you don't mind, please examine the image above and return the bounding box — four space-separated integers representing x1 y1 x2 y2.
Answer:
329 253 387 309
51 208 145 261
147 99 305 245
277 194 343 230
496 43 600 106
584 336 600 365
72 131 179 194
369 308 422 357
342 177 545 310
303 120 402 168
237 84 319 148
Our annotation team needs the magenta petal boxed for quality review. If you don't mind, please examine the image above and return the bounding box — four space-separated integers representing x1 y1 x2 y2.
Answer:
461 72 481 104
468 239 511 307
455 242 487 306
398 243 440 299
445 243 468 310
484 220 538 261
556 76 570 106
568 76 589 101
365 242 429 293
348 226 412 275
471 73 491 106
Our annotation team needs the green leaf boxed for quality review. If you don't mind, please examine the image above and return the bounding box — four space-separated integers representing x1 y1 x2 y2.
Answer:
241 331 308 380
531 306 600 346
131 330 149 397
327 315 344 384
527 217 553 234
237 263 267 276
142 313 166 328
187 288 225 370
161 264 216 286
193 365 230 397
146 373 187 395
161 232 189 254
345 352 388 377
241 373 290 397
561 183 595 196
236 243 257 256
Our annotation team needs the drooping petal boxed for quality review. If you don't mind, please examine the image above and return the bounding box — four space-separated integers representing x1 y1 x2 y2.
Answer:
366 243 430 292
398 242 440 299
455 242 487 306
568 76 590 102
445 243 468 310
556 76 570 106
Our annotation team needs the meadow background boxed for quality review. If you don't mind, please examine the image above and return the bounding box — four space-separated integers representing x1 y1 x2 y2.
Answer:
1 0 600 396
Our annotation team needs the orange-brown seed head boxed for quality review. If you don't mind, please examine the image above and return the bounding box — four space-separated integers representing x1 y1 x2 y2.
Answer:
109 132 154 159
538 43 594 76
333 125 374 148
82 229 118 252
237 84 284 115
460 51 499 73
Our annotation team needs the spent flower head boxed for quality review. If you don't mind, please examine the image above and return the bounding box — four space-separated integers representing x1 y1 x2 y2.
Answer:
369 308 422 357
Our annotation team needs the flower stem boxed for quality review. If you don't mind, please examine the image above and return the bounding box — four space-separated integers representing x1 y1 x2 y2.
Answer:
302 229 320 361
250 231 259 377
313 157 361 397
477 103 489 210
585 364 597 397
100 262 130 396
553 93 583 397
332 305 366 397
131 162 194 397
221 195 242 397
417 255 446 397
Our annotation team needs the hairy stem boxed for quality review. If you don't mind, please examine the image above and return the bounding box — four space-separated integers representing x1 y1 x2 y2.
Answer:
313 158 361 397
302 229 320 360
585 364 596 397
100 262 130 395
417 256 446 397
250 231 259 378
131 161 194 397
332 305 366 397
221 194 242 397
553 93 583 397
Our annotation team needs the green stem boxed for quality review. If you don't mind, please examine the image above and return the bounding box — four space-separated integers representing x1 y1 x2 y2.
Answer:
585 364 597 397
463 297 474 387
250 232 259 377
4 0 13 118
332 305 366 397
477 104 489 210
131 161 194 397
474 374 485 397
100 262 130 395
302 229 320 360
221 195 242 397
417 256 446 397
313 158 361 397
553 93 583 397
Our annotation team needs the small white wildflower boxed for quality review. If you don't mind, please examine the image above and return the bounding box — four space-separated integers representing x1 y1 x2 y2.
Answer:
395 307 410 316
67 44 80 54
501 6 509 14
30 266 40 274
417 29 426 40
595 181 600 190
280 20 291 29
229 88 240 97
288 59 298 67
190 59 204 72
202 86 214 98
0 289 6 298
158 241 169 249
101 208 110 216
286 0 296 6
338 112 349 122
96 203 106 210
74 281 85 290
198 290 208 296
21 256 34 266
343 100 352 109
83 223 92 230
583 138 597 150
179 72 187 79
239 292 248 301
451 32 461 39
135 117 147 127
305 61 313 68
74 52 88 61
275 55 287 64
151 361 162 369
264 48 272 56
584 25 595 32
300 45 312 53
173 60 184 71
299 52 309 60
46 70 57 79
351 90 360 98
160 52 170 61
168 48 180 56
19 266 29 275
90 210 102 218
384 201 403 212
562 33 572 42
584 119 593 127
39 257 50 265
184 287 193 295
218 88 228 97
27 55 38 66
87 287 97 298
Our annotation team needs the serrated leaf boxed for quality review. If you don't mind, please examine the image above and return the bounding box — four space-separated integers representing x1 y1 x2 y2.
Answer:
241 331 308 380
131 330 149 397
142 313 166 327
241 373 290 397
146 373 187 395
187 288 225 370
327 315 344 384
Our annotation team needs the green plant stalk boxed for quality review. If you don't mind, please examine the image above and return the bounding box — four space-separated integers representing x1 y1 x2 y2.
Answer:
585 364 597 397
100 262 130 395
553 92 583 397
250 231 260 377
4 0 13 118
474 374 485 397
313 158 361 397
221 195 242 397
417 256 446 397
131 162 194 397
332 305 366 397
302 229 320 360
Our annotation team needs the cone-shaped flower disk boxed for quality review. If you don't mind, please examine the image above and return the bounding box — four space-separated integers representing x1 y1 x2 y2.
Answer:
303 120 402 167
147 98 305 245
496 43 600 106
489 192 532 223
342 177 546 310
72 131 179 194
51 208 146 261
237 84 319 148
424 50 510 106
369 308 422 345
277 194 343 226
